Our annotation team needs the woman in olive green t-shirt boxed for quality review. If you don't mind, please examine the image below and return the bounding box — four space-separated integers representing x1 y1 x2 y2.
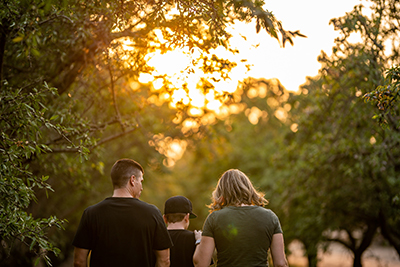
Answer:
193 169 288 267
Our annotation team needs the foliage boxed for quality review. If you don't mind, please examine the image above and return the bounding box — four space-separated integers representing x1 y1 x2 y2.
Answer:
363 64 400 256
364 65 400 128
274 1 400 266
0 0 305 264
151 2 400 267
0 82 90 265
163 77 292 231
136 3 400 267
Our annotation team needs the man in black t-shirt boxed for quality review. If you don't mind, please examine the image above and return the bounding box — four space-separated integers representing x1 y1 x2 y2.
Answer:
163 196 202 267
73 159 173 267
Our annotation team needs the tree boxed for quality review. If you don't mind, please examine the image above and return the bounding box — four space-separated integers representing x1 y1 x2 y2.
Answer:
0 82 82 265
1 0 304 264
275 1 400 266
364 65 400 255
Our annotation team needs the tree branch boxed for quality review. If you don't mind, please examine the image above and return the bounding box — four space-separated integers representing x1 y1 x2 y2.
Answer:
109 27 151 41
38 14 74 26
107 57 124 132
49 126 139 153
358 15 384 50
357 222 378 253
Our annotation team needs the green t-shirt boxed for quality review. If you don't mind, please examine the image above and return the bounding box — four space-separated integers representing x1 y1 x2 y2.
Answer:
202 206 282 267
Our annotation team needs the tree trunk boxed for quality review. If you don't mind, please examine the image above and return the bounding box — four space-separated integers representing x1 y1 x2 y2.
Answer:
303 242 318 267
307 254 318 267
328 224 378 267
351 222 378 267
353 251 362 267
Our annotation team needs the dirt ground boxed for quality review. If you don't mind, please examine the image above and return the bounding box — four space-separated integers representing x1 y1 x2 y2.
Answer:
287 240 400 267
60 240 399 267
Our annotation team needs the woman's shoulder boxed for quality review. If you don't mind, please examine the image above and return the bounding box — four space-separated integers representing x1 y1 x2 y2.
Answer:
253 206 278 214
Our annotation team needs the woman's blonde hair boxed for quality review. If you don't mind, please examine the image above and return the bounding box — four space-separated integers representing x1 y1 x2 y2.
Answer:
208 169 268 211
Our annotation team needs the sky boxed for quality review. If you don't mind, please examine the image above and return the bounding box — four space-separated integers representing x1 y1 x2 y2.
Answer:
143 0 366 97
227 0 365 92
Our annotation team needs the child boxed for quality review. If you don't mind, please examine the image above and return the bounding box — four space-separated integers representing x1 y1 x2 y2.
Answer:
163 195 202 267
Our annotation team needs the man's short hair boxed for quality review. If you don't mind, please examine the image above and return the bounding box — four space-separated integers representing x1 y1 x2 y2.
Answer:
110 159 144 188
164 213 187 223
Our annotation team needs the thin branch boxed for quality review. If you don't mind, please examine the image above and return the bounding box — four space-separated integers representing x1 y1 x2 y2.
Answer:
345 228 357 250
44 119 120 146
107 57 125 132
109 27 150 40
358 15 384 50
38 14 73 26
94 127 138 147
49 126 139 153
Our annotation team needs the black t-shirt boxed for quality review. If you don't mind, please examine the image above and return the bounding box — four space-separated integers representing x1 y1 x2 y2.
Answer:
168 229 196 267
72 197 173 267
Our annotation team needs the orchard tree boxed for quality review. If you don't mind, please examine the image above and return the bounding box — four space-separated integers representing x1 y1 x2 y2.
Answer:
276 0 400 266
1 0 305 265
364 65 400 254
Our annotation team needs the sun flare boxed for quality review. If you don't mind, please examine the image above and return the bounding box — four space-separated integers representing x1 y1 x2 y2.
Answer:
135 41 250 115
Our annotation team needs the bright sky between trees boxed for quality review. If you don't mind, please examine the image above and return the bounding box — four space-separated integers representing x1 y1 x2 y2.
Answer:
233 0 365 92
142 0 365 94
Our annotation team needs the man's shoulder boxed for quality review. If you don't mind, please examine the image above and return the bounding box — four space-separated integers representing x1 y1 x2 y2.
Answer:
85 198 158 211
133 199 164 217
135 198 158 208
84 198 109 210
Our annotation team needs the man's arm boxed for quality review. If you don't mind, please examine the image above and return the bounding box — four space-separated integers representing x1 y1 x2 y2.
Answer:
154 248 170 267
193 236 215 267
73 247 90 267
270 233 288 267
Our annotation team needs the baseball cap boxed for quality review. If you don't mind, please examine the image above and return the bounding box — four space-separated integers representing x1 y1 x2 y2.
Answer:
164 195 197 219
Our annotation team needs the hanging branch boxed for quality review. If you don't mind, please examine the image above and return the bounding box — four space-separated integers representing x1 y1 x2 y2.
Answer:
50 125 139 153
107 56 125 132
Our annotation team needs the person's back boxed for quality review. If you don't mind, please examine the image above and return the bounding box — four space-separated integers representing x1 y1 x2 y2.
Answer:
74 197 168 266
73 159 172 267
202 205 281 266
168 229 196 267
193 169 288 267
163 196 202 267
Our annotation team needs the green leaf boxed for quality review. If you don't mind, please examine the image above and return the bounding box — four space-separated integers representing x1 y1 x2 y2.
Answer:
30 238 36 250
50 115 59 121
13 36 24 42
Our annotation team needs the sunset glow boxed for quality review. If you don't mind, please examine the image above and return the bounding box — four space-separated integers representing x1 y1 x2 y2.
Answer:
132 0 365 166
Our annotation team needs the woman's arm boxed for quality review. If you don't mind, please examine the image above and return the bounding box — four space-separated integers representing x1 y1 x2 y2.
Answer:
270 233 288 267
193 236 215 267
